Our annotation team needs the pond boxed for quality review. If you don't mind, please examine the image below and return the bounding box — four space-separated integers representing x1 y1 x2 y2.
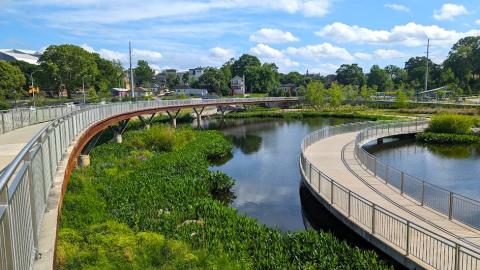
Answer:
200 117 360 231
364 138 480 201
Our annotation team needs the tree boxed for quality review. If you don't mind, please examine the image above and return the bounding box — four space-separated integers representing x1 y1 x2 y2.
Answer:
134 60 154 86
220 58 234 82
198 67 229 96
39 45 98 98
182 73 189 85
336 64 365 90
166 74 179 90
302 81 326 108
395 90 408 108
404 56 439 90
244 63 279 93
0 60 26 99
328 83 344 107
232 54 261 77
367 65 393 91
280 71 306 86
94 56 124 92
9 60 37 91
444 36 480 93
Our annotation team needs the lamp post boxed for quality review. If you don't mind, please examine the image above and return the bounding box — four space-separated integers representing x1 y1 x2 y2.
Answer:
30 69 43 107
82 75 92 104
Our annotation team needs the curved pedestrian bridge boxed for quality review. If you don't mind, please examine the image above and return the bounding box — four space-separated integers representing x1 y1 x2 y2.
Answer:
0 97 298 270
300 121 480 269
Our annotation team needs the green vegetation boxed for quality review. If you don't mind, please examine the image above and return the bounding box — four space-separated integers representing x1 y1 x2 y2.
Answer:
58 125 390 269
416 114 479 144
426 114 474 134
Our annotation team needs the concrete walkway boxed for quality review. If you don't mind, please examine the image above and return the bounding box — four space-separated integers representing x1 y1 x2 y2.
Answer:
0 122 48 171
304 132 480 267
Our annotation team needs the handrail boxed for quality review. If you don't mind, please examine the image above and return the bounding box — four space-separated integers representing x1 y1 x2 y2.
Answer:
0 97 298 269
354 121 480 231
300 121 480 269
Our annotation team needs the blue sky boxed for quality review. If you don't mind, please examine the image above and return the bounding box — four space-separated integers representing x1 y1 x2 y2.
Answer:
1 0 480 74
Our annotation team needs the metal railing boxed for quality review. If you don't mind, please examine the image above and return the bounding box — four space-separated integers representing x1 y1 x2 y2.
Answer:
0 97 298 269
354 120 480 231
300 122 480 269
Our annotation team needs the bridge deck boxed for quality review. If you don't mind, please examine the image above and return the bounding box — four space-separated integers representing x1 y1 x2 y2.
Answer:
0 122 48 171
304 132 480 267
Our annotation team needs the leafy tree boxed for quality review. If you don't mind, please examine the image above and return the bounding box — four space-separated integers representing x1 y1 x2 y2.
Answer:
220 58 234 82
166 73 179 90
198 67 229 95
134 60 154 86
336 64 365 90
328 83 344 107
244 63 279 93
94 56 124 92
182 73 189 85
404 56 440 90
395 91 408 108
367 65 393 91
360 85 376 101
0 60 26 99
232 54 261 77
39 45 99 98
9 60 37 91
280 71 306 86
302 81 326 108
444 36 480 93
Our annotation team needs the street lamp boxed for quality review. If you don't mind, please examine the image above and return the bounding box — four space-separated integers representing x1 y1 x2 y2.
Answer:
82 75 93 104
30 69 43 107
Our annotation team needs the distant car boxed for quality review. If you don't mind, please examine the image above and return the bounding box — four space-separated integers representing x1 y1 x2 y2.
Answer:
65 102 76 108
29 106 36 111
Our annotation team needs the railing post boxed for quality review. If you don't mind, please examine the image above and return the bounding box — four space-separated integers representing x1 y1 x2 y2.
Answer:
348 191 351 217
371 204 376 234
25 152 39 258
1 112 5 133
400 172 404 194
448 192 453 220
421 181 425 206
0 188 14 269
405 221 410 255
330 180 334 204
454 243 460 270
374 159 377 177
385 165 389 184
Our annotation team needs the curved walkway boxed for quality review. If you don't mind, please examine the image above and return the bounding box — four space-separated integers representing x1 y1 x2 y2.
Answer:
301 125 480 269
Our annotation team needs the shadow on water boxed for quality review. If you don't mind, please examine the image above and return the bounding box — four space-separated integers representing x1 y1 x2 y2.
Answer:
299 182 405 269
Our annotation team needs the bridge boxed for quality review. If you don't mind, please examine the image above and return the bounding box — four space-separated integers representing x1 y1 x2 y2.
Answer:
300 120 480 269
0 97 298 270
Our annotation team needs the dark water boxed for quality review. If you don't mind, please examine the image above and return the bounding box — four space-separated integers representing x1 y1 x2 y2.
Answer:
201 117 359 231
365 138 480 200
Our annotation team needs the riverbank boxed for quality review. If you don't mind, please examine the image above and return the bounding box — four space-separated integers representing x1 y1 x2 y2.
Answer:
57 125 391 269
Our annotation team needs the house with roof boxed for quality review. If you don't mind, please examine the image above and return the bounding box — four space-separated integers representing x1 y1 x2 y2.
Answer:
230 75 245 95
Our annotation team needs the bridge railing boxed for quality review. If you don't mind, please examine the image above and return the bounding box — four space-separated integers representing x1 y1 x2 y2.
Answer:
354 120 480 231
300 121 480 269
0 97 297 269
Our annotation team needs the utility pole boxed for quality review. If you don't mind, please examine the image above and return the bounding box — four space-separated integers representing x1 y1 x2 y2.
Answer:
129 41 135 99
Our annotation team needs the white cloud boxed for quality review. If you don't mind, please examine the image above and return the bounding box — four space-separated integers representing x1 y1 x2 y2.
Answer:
433 3 468 21
132 49 162 61
373 49 405 59
354 52 373 60
384 3 410 12
209 47 235 60
476 19 480 25
79 45 163 67
286 43 354 61
316 22 480 47
80 44 96 53
307 63 340 75
98 48 127 62
249 44 299 71
249 28 299 44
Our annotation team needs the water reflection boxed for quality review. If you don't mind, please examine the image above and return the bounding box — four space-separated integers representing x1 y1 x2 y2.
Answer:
204 117 360 231
365 138 480 200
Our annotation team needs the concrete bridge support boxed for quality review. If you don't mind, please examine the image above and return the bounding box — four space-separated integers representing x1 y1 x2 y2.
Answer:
138 113 156 129
218 106 227 117
109 119 129 144
192 107 204 127
166 109 180 128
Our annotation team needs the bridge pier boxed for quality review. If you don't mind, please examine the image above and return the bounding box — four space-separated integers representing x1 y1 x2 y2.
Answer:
377 138 384 144
192 107 204 127
218 106 226 117
78 154 90 167
166 109 180 128
138 113 156 129
109 119 129 144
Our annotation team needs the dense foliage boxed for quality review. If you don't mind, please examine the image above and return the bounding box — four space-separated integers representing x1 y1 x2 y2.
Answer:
426 114 474 134
58 125 391 269
416 132 480 144
0 60 25 102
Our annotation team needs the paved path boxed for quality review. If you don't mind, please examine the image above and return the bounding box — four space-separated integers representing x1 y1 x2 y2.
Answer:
304 132 480 268
0 122 48 171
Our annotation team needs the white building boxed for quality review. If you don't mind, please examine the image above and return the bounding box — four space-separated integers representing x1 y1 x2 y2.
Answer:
230 75 245 95
189 67 204 80
175 87 208 97
0 49 41 65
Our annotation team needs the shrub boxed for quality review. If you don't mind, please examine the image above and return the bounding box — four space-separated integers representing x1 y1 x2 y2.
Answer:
426 114 474 134
416 132 480 144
